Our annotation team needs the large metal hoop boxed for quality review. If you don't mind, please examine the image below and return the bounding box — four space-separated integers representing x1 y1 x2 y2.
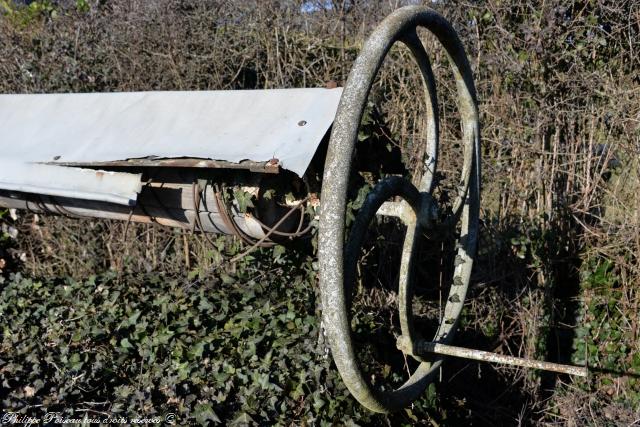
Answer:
318 6 480 413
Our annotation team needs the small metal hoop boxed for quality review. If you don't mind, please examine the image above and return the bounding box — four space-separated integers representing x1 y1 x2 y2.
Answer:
319 5 481 413
343 176 422 300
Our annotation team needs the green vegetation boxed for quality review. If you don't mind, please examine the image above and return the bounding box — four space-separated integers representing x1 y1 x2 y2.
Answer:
0 241 441 425
574 255 640 405
0 1 57 27
1 0 638 424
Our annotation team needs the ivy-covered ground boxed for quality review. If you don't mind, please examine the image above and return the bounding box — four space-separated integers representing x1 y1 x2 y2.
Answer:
0 242 441 425
3 223 637 426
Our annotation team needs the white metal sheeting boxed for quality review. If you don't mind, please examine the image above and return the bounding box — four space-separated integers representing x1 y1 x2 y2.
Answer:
0 160 142 206
0 88 342 205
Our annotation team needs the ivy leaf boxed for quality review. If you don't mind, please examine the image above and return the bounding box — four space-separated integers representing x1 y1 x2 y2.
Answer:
233 190 255 213
194 403 221 424
119 338 133 351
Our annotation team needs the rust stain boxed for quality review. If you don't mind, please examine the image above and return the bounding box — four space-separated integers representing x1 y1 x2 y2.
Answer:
45 157 281 174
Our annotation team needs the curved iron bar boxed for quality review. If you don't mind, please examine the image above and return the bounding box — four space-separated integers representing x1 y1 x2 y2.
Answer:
213 183 275 248
249 203 312 238
398 29 439 194
318 5 480 413
343 176 422 305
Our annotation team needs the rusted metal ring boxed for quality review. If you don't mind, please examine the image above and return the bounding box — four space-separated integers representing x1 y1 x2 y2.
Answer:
318 5 480 413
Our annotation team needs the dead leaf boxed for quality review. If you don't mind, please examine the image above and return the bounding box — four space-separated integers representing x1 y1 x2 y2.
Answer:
24 386 35 397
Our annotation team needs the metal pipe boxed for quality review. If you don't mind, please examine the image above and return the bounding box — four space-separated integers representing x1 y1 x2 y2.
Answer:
396 336 588 377
0 190 265 239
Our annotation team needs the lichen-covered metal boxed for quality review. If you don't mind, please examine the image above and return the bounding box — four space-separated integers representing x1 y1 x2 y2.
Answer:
396 338 588 377
343 176 422 305
318 5 481 413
